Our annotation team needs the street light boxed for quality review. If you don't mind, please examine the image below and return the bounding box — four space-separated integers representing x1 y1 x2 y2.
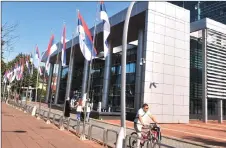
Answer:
116 1 135 148
195 1 201 21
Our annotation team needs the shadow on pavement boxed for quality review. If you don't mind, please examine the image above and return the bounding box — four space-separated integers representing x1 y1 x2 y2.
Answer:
2 130 27 133
182 136 226 147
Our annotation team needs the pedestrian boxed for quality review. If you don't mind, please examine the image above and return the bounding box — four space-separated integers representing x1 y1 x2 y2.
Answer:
71 90 78 107
64 97 71 118
75 98 83 121
16 93 19 104
52 94 55 104
86 99 91 122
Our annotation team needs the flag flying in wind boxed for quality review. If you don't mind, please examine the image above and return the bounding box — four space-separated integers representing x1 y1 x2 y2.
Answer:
3 70 8 83
100 1 110 58
25 55 30 74
35 45 43 75
46 34 55 75
77 11 97 61
16 61 21 81
35 45 40 60
61 24 67 66
20 58 25 80
30 52 33 64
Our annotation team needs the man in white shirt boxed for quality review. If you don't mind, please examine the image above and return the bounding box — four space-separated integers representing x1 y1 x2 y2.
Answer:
134 103 158 147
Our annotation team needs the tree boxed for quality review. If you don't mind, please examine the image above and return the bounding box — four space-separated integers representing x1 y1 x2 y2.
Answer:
1 22 19 76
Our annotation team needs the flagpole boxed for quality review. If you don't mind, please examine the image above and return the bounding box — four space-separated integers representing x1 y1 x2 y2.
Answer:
47 25 62 124
39 31 54 119
37 68 46 119
80 2 99 140
18 57 24 106
60 29 74 130
25 55 31 113
35 48 40 104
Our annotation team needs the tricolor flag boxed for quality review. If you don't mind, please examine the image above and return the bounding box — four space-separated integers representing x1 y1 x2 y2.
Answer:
3 70 8 83
26 55 30 74
35 45 43 76
61 24 67 66
26 56 29 68
16 63 21 81
30 52 33 64
77 11 97 61
100 1 110 58
35 45 40 60
45 34 55 75
19 58 25 80
39 67 43 76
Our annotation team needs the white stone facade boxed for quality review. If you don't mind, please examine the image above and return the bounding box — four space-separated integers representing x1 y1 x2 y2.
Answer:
142 2 190 123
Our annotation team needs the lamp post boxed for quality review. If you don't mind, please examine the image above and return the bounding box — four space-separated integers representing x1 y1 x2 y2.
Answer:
116 1 135 148
195 1 201 20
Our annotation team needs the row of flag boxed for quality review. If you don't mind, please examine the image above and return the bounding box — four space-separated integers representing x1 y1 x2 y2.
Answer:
3 1 111 84
3 54 36 83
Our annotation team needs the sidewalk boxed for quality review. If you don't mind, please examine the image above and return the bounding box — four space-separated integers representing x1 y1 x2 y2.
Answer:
2 103 101 148
23 101 221 148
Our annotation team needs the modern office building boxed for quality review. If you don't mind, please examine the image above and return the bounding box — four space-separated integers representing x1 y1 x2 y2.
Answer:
189 18 226 121
41 1 225 123
170 1 226 24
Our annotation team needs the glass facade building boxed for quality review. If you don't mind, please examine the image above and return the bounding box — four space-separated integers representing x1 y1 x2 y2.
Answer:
190 27 226 119
57 46 137 111
170 1 226 24
42 2 226 122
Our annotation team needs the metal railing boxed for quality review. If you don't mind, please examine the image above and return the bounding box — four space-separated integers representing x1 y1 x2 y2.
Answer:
66 118 81 134
6 100 194 148
88 124 106 146
106 129 118 147
52 113 62 125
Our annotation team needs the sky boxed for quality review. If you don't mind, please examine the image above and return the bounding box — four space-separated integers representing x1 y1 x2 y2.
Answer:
2 1 129 66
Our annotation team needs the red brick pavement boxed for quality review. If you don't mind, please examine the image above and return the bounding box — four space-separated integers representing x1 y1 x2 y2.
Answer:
2 103 101 148
103 120 226 147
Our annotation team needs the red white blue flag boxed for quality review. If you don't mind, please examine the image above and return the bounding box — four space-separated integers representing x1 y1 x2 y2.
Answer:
46 34 54 75
77 11 97 61
61 25 67 66
35 45 40 60
100 1 110 58
3 70 8 83
35 45 43 76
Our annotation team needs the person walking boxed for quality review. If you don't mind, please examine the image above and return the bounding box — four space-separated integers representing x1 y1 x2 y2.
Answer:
64 97 71 118
85 99 91 122
75 98 83 121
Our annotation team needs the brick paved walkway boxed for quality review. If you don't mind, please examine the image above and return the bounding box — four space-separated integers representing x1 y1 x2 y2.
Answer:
21 101 226 147
2 103 101 148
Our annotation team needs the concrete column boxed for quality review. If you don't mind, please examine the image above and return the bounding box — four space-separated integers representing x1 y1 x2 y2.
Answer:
65 45 76 101
101 41 112 110
202 29 208 123
218 99 223 123
54 62 62 104
45 63 54 103
81 60 89 98
135 29 144 111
